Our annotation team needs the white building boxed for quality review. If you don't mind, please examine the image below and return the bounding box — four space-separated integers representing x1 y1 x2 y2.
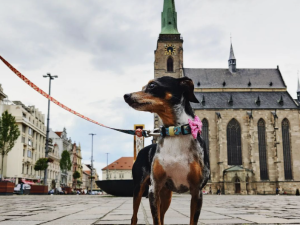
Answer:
0 87 47 184
49 128 73 187
102 157 133 181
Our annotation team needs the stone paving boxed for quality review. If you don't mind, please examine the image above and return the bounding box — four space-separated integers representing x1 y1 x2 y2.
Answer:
0 194 300 225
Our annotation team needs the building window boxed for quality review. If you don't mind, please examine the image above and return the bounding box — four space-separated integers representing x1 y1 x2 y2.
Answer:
282 119 293 180
258 119 269 180
227 119 242 165
23 149 25 157
28 139 32 146
167 57 173 72
28 128 32 136
27 165 29 174
23 113 26 118
22 125 26 133
22 164 24 174
27 150 32 158
202 118 209 156
22 137 25 143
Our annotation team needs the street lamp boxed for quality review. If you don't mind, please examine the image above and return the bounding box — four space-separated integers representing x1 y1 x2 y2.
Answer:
43 73 58 186
89 133 96 193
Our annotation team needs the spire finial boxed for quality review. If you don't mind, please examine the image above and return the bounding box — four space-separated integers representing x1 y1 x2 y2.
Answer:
297 71 300 92
228 38 236 73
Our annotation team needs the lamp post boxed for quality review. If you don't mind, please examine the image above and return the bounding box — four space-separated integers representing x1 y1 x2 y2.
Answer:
89 133 96 193
43 73 58 187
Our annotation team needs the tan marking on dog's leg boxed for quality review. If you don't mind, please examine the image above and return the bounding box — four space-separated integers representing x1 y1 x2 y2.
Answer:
131 176 150 225
160 186 172 225
149 159 167 225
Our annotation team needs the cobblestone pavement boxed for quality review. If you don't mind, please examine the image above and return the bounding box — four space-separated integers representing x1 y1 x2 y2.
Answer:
0 194 300 225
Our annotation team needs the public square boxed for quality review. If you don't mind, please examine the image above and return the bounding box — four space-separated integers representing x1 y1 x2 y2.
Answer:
1 194 300 225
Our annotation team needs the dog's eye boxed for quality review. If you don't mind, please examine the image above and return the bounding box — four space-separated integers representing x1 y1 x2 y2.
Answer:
148 83 156 89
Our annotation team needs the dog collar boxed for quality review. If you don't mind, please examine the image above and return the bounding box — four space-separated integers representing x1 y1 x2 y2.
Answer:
160 124 191 137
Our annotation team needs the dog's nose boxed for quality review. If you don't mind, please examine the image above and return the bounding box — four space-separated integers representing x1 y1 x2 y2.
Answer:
124 93 132 103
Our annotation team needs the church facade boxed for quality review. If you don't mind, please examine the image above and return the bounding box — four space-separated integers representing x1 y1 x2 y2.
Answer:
154 0 300 195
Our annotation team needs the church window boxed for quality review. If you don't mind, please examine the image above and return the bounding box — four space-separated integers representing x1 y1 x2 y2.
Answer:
258 119 269 180
282 119 293 180
167 57 173 72
227 119 242 165
202 119 210 165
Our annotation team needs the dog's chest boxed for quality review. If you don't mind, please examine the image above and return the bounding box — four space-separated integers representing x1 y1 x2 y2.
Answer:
156 136 199 191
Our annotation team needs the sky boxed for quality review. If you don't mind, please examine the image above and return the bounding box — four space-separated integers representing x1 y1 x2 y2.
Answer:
0 0 299 179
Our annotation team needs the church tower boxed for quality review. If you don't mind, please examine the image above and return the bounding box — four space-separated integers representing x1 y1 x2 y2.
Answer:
154 0 183 79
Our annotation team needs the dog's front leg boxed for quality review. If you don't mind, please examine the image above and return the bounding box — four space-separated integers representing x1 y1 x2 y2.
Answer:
189 189 203 225
149 159 167 225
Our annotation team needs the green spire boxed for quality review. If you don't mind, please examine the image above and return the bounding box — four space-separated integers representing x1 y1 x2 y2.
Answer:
161 0 180 34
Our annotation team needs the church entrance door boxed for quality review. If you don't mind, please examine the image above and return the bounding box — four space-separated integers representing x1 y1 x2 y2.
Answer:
235 178 241 194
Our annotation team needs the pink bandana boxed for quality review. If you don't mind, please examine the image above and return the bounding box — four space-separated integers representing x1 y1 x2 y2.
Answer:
188 116 203 139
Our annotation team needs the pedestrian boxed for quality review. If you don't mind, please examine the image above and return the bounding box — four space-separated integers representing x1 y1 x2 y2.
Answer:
209 186 212 195
276 187 279 195
296 189 299 196
217 187 221 195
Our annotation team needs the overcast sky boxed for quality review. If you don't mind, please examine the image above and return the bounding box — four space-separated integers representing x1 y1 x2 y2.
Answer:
0 0 299 179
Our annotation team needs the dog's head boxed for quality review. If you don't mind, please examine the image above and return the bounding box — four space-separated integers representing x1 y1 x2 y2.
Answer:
124 76 199 126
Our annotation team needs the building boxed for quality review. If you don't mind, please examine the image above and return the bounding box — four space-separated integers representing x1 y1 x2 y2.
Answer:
0 88 47 184
50 128 73 187
153 0 300 195
70 143 83 188
102 157 133 181
46 138 60 189
83 164 99 190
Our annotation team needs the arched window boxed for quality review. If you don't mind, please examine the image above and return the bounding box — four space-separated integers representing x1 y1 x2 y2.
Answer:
258 119 269 180
202 118 209 155
167 57 173 72
282 119 293 180
227 119 242 165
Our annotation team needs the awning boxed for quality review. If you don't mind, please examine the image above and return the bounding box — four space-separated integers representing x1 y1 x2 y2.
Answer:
21 179 35 185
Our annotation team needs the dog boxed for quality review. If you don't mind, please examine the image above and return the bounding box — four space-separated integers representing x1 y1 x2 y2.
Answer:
124 76 210 225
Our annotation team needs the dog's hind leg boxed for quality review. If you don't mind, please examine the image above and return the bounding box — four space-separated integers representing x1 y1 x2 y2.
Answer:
131 176 150 225
189 190 203 225
159 186 172 225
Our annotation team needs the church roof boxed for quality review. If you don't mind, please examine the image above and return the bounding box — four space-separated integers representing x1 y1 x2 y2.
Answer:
192 91 298 109
184 68 286 89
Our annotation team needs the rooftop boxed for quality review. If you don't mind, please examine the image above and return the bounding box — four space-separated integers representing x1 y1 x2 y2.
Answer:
102 157 134 170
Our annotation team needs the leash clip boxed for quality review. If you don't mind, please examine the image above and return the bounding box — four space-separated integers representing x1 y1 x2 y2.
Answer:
144 128 161 138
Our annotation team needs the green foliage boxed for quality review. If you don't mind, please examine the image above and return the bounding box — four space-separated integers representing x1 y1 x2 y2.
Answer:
34 158 49 171
73 171 81 180
0 111 20 156
60 150 72 171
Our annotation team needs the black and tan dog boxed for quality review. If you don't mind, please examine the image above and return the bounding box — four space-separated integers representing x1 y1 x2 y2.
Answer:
124 76 210 225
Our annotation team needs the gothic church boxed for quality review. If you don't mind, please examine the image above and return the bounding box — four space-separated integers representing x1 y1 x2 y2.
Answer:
154 0 300 195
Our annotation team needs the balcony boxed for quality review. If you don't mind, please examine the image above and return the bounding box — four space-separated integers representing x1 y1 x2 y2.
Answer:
48 152 60 161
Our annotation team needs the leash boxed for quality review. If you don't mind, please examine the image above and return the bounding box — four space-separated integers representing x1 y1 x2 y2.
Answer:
0 55 159 138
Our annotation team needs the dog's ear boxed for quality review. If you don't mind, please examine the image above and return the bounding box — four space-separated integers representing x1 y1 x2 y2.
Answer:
178 77 199 103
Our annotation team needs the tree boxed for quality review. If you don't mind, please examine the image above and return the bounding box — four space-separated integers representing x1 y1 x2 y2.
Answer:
60 150 72 171
0 111 20 181
34 158 49 182
73 171 81 188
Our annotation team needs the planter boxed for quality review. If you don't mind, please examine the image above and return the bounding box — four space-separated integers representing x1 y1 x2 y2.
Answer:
30 185 48 195
0 181 15 195
63 187 72 194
